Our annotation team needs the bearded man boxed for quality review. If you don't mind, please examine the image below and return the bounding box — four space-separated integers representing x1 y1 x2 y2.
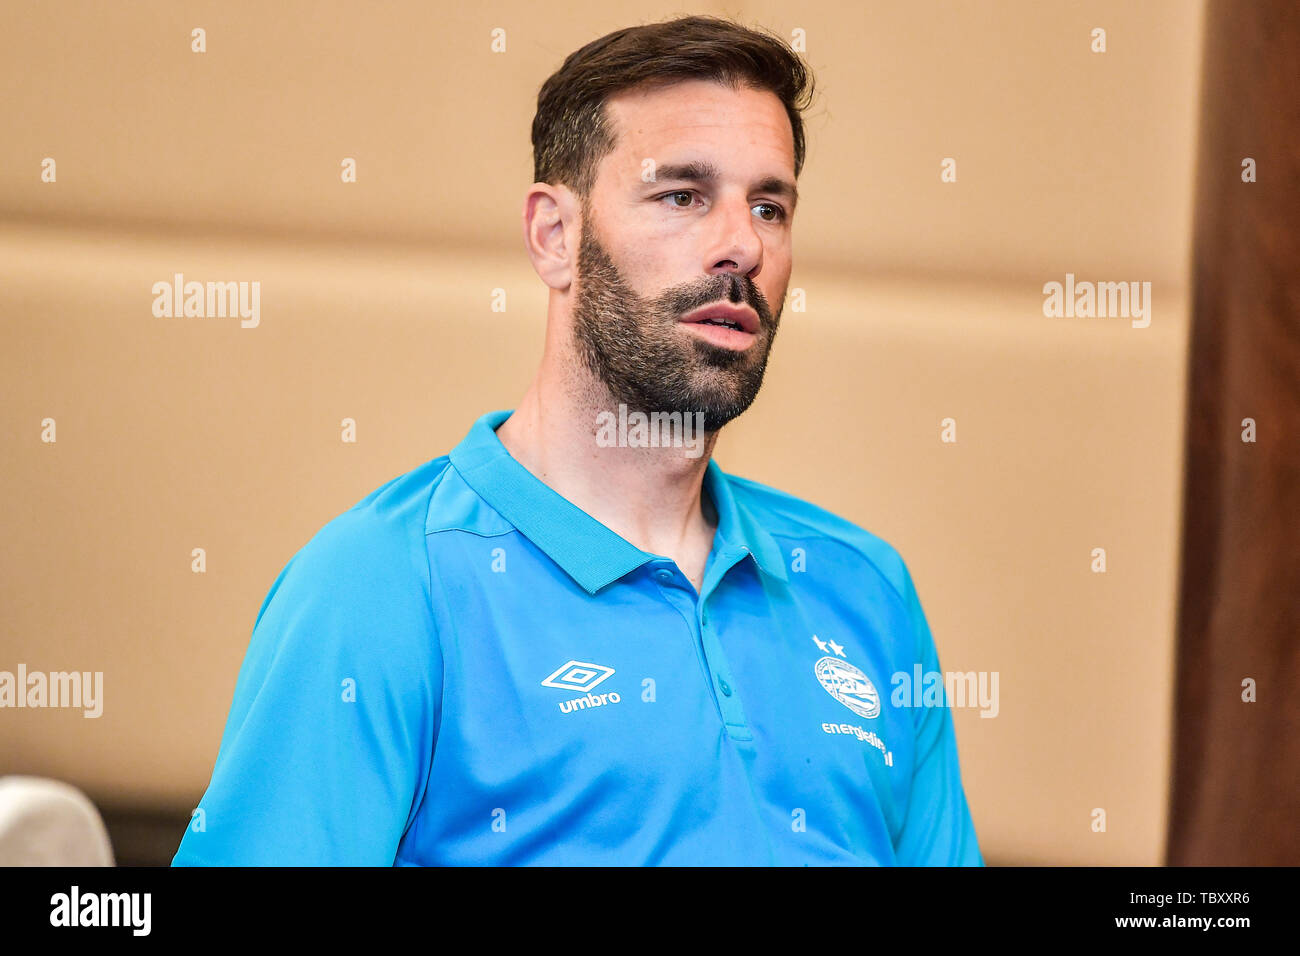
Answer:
173 15 983 867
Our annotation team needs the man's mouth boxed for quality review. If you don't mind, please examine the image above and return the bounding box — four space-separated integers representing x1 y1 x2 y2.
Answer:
679 302 760 333
678 302 761 350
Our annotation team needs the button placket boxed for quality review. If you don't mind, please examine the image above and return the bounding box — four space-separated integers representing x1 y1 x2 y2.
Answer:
698 598 751 740
651 556 752 740
651 561 728 730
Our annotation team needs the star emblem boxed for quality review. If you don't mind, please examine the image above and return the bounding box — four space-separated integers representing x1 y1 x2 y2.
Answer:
812 635 828 653
828 639 846 658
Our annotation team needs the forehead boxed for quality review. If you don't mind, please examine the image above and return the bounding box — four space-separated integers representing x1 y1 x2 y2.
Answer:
601 78 794 171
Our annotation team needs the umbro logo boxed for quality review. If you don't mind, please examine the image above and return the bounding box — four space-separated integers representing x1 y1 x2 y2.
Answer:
542 660 621 715
541 660 615 693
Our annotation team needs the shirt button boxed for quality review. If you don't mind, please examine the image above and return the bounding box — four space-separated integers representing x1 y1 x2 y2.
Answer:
654 569 674 584
718 678 732 696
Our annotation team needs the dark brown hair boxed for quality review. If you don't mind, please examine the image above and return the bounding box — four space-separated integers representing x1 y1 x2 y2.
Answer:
531 15 815 204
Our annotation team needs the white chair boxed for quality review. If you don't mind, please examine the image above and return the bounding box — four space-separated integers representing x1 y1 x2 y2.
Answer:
0 776 114 866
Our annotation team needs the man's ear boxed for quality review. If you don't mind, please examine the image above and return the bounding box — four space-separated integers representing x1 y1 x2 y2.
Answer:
522 182 579 292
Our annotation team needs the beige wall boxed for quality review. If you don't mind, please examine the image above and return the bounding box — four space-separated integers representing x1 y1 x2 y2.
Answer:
0 0 1206 864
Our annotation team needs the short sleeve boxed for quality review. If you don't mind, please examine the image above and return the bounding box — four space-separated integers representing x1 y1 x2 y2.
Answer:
892 560 984 866
171 509 440 866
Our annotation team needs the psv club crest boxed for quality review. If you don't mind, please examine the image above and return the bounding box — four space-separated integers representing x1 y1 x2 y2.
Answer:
813 641 881 720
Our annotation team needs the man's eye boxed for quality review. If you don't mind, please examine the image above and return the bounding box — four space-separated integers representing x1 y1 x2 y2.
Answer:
659 191 786 222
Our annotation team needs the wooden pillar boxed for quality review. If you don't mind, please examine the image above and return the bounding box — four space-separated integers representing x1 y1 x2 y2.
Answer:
1167 1 1300 865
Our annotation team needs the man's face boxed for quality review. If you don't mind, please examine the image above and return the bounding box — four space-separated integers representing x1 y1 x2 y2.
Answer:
569 79 797 432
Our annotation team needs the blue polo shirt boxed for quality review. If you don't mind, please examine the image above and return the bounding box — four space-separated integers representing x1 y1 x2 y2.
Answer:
173 409 983 866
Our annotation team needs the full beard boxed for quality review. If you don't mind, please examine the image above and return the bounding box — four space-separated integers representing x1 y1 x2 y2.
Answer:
570 220 780 434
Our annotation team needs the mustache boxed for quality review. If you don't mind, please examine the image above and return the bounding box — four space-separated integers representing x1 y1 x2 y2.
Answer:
660 274 773 330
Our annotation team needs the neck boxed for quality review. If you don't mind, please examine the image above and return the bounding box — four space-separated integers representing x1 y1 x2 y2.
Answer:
495 364 720 562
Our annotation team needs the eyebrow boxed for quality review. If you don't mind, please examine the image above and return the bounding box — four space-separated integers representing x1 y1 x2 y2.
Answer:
652 159 799 213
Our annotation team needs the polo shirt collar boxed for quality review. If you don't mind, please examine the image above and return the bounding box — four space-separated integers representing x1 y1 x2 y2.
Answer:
447 409 788 594
702 449 789 585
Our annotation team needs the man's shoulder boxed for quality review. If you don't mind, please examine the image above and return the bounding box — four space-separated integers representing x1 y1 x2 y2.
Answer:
258 455 454 623
302 455 450 562
721 468 911 603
